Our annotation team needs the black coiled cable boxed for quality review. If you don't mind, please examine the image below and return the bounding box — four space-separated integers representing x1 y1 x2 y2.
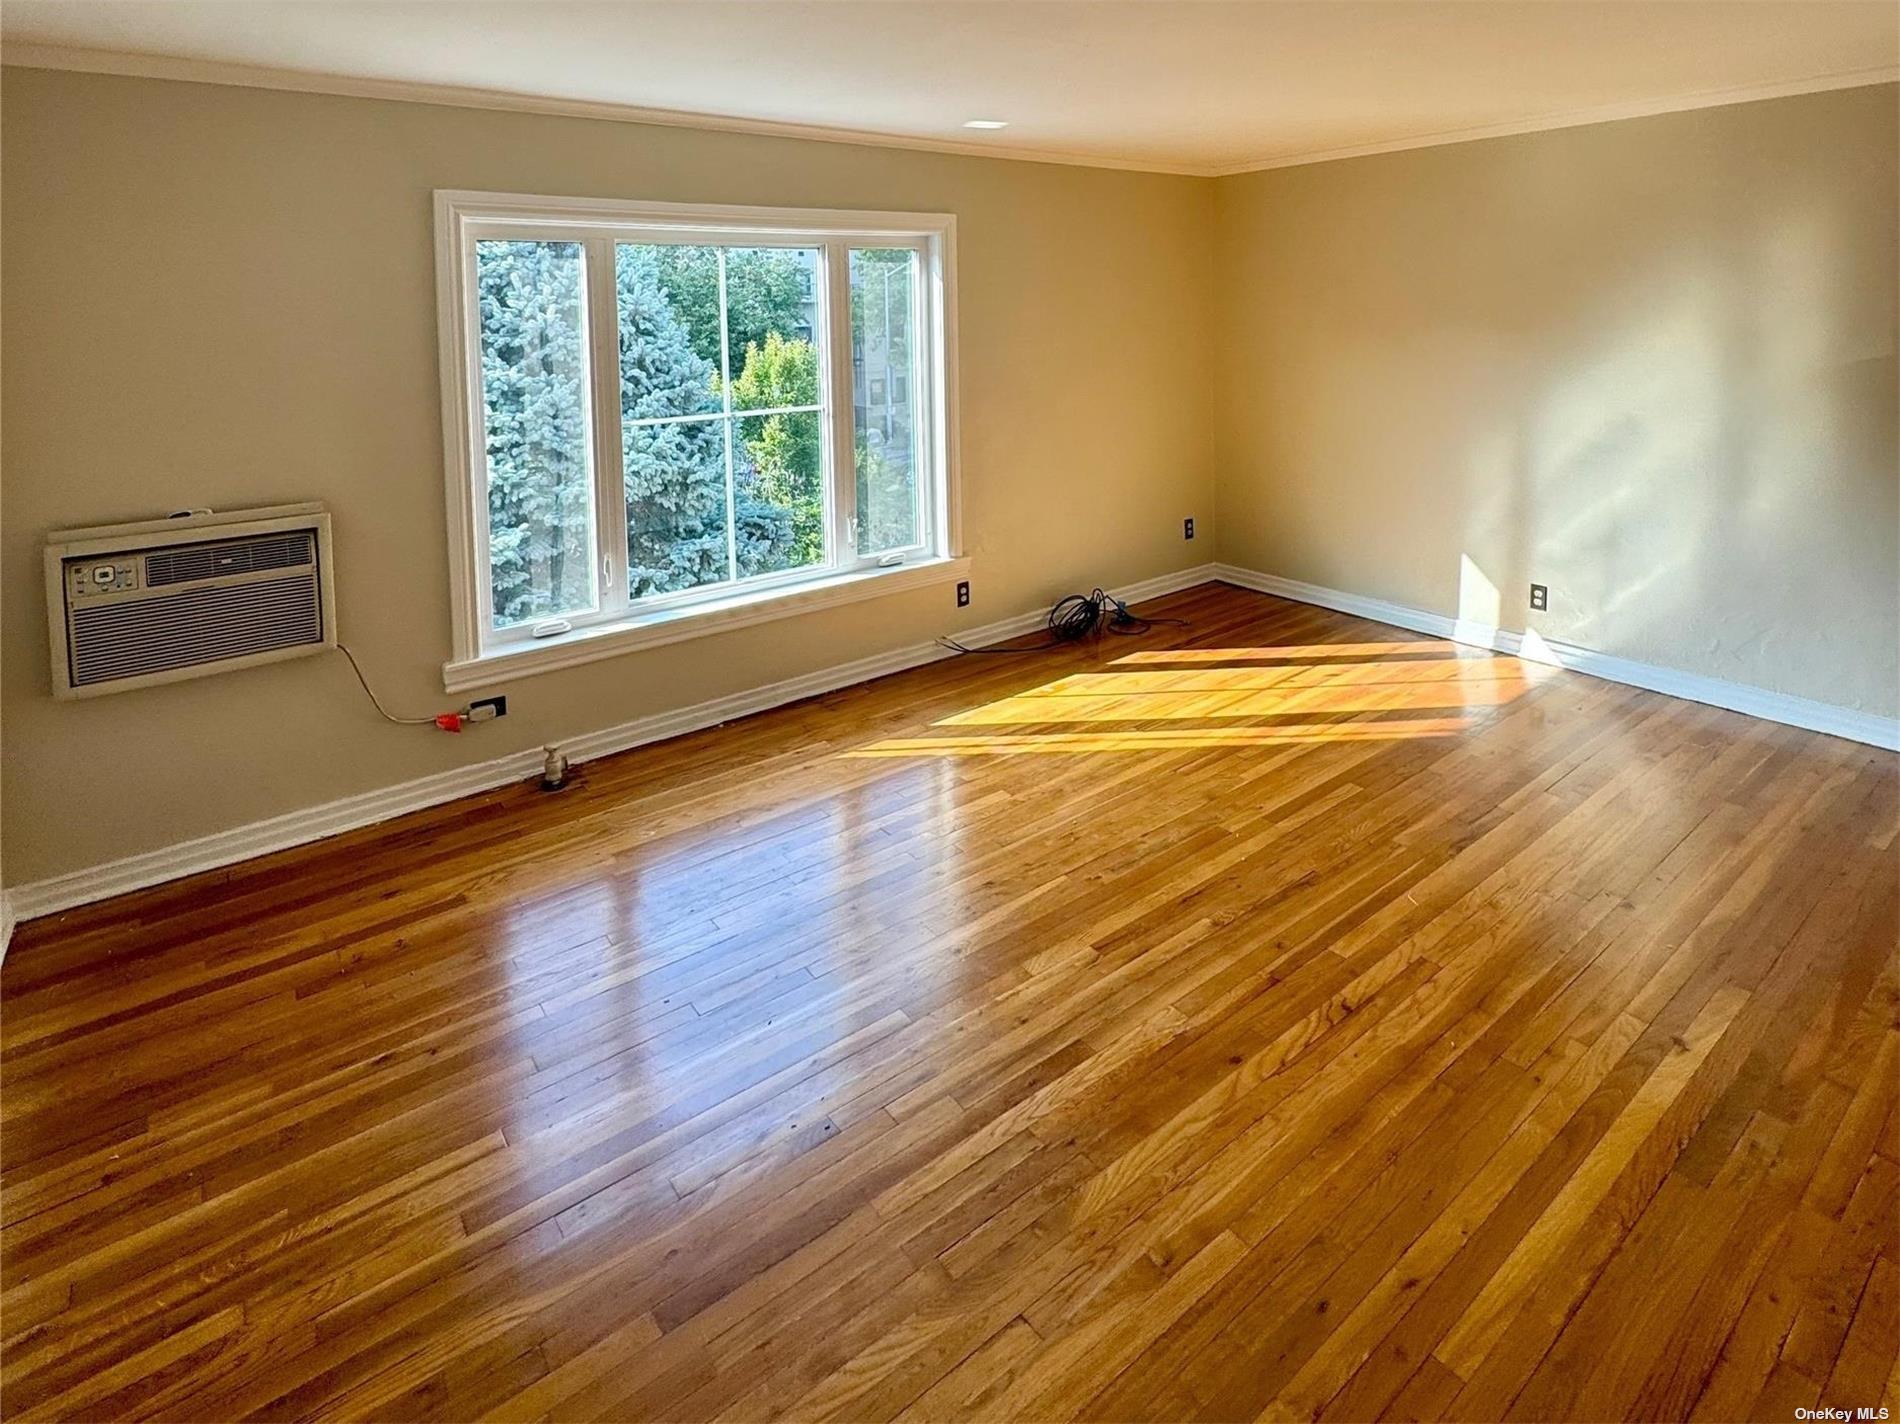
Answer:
937 587 1184 655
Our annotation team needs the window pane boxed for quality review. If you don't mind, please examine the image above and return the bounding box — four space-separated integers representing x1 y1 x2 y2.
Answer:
850 249 922 554
616 244 729 598
736 411 824 577
727 248 826 575
617 243 829 599
624 418 730 597
476 240 596 628
617 243 725 402
723 248 822 399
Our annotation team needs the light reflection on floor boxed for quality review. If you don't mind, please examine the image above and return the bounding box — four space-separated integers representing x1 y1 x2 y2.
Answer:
848 642 1547 758
490 641 1548 1143
488 761 980 1147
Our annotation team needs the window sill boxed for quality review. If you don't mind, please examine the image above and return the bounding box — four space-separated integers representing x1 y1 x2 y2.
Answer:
443 555 971 693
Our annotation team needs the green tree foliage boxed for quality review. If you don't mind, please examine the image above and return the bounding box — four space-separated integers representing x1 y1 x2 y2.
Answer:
647 245 816 370
730 332 823 566
729 328 820 411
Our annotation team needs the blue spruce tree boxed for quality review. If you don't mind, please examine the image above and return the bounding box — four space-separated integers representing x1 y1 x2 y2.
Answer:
478 240 593 625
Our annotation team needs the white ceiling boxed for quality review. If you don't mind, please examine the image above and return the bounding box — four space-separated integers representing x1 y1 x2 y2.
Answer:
3 1 1895 174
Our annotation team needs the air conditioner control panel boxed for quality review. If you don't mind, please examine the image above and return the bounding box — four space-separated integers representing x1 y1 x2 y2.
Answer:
66 559 141 598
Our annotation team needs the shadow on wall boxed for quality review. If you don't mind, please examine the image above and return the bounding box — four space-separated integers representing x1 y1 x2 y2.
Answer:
846 641 1548 757
1451 157 1897 707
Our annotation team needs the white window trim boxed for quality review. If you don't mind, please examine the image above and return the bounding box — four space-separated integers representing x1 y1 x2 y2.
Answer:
442 552 969 692
433 189 962 691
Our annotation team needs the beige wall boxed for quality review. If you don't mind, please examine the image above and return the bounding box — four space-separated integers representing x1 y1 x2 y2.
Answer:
4 69 1894 893
1214 84 1899 719
0 67 1216 885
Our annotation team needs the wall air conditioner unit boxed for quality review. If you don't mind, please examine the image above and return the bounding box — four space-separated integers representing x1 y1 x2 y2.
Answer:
45 503 335 699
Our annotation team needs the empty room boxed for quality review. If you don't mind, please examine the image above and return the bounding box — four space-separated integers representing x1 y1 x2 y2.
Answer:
1 2 1896 1420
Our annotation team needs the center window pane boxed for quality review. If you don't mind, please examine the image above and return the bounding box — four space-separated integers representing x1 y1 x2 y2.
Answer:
624 419 731 597
618 243 826 598
722 248 821 374
725 248 826 580
617 244 728 597
736 410 823 576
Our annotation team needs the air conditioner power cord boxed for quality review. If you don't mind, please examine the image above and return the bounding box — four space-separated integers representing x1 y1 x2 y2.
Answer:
336 644 464 730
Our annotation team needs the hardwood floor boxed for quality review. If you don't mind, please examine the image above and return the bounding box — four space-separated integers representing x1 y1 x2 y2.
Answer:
2 581 1895 1423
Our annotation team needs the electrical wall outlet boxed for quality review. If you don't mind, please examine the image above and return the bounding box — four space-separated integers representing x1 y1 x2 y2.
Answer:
956 580 970 608
1184 517 1196 541
466 695 508 722
1529 583 1549 612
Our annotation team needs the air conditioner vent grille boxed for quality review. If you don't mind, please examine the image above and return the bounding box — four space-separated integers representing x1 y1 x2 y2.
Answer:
145 530 316 587
47 504 333 698
69 573 323 686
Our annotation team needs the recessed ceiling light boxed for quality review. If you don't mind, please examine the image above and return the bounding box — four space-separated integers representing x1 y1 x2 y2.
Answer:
962 120 1009 130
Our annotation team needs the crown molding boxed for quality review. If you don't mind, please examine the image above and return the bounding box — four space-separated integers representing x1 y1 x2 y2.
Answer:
2 43 1894 180
1206 65 1900 175
0 43 1209 177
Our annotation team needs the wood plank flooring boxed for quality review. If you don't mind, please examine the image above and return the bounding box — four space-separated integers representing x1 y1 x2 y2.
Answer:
2 581 1896 1422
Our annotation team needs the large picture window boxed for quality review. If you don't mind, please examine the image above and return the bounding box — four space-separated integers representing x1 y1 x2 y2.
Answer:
436 193 959 689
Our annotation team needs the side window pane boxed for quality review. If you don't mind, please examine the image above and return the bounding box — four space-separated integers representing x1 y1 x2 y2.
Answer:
617 244 728 596
727 248 826 576
850 249 922 555
476 240 596 627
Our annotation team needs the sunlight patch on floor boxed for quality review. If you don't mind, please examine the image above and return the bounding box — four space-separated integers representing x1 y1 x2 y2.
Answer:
937 657 1537 727
847 716 1476 757
847 645 1546 757
1111 639 1465 664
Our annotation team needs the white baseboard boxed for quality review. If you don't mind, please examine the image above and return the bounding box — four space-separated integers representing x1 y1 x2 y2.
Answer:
7 563 1220 924
1212 563 1900 753
12 557 1887 927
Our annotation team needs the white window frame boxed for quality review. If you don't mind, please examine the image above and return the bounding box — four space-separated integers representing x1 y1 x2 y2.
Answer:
434 190 963 692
